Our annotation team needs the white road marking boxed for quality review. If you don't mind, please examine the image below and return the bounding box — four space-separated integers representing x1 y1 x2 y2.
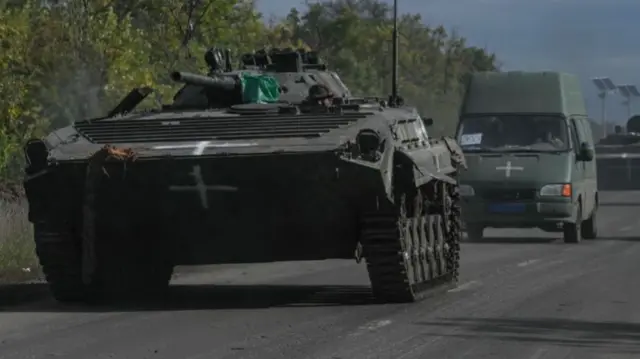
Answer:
620 225 633 232
360 319 392 331
517 259 540 267
448 280 482 293
544 260 565 266
349 320 393 337
529 348 549 359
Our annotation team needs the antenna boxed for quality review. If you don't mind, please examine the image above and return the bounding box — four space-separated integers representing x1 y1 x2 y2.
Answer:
389 0 400 107
617 84 640 121
591 76 617 138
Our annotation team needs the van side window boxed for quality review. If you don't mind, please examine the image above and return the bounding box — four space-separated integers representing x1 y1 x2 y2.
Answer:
580 118 594 144
576 118 590 144
570 119 582 151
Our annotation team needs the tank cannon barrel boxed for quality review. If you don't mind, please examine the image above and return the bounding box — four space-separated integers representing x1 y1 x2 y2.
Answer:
170 71 237 91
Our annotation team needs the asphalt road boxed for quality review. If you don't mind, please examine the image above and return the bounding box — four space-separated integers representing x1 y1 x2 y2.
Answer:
1 191 640 359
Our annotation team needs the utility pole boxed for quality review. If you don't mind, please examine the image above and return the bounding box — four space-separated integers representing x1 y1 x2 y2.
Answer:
389 0 399 107
617 84 640 123
591 77 617 139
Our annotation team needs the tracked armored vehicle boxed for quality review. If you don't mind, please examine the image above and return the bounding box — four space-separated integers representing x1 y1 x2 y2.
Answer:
596 116 640 190
23 15 465 304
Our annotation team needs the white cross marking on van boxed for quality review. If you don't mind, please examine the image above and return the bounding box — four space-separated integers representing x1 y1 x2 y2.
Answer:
496 161 523 178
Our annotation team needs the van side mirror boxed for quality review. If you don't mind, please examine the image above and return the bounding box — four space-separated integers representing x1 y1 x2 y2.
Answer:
578 142 594 161
422 117 433 127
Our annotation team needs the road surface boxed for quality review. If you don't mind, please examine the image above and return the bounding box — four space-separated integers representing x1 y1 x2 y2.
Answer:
1 191 640 359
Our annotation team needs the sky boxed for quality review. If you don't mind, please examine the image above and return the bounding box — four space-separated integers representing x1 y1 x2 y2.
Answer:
255 0 640 126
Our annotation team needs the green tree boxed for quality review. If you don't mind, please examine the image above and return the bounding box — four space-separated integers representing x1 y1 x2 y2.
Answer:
266 0 499 136
0 0 500 185
0 2 48 182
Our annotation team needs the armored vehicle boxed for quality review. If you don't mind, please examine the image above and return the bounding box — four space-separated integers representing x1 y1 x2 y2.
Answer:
595 115 640 190
23 18 466 304
456 71 598 243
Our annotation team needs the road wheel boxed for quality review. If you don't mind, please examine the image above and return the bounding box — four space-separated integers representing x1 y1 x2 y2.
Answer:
563 203 582 244
34 222 89 303
360 180 459 303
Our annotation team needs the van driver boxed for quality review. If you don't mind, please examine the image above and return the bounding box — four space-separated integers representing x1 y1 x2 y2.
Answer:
538 124 564 147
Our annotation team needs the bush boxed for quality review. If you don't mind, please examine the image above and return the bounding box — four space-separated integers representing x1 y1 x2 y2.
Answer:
0 199 41 283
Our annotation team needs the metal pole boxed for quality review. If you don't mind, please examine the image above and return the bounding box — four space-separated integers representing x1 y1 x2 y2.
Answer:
601 93 607 138
391 0 398 103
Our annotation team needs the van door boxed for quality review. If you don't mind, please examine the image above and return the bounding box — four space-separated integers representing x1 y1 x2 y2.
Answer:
579 117 598 211
570 117 589 218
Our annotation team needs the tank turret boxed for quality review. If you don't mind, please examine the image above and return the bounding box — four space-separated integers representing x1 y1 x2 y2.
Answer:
167 45 356 111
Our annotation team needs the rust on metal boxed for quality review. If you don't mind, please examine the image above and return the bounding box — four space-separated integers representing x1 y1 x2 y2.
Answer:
103 144 137 161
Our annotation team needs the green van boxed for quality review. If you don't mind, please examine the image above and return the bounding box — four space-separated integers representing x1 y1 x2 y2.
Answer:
455 71 598 243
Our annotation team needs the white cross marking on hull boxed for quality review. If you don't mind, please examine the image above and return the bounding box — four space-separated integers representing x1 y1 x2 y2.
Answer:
169 165 237 209
193 141 210 155
496 161 523 178
153 141 258 155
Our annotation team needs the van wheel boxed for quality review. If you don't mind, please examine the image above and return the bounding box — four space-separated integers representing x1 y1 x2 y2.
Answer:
466 224 484 242
563 203 582 244
582 207 598 239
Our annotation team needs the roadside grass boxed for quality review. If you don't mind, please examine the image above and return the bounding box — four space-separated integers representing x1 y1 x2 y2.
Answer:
0 199 41 283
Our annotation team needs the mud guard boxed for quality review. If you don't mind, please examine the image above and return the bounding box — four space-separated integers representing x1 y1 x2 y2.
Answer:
353 131 467 206
378 136 397 204
379 146 457 205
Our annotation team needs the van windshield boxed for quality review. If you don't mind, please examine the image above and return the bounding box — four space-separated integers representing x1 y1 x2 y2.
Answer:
457 115 570 152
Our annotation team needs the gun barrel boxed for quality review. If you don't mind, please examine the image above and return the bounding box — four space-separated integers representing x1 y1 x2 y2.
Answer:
170 71 237 91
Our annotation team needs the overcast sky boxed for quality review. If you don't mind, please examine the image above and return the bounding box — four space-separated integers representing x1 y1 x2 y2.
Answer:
256 0 640 125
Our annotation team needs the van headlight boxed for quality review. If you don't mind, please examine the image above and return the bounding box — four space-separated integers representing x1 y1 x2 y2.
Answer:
539 184 571 197
459 184 475 196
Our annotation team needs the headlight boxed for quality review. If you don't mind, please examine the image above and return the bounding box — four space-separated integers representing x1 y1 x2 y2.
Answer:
539 184 571 197
459 184 475 196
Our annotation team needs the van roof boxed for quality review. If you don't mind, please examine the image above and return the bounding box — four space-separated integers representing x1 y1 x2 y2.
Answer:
460 71 587 117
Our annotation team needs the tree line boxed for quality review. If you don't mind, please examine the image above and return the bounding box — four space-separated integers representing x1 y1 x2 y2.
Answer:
0 0 500 188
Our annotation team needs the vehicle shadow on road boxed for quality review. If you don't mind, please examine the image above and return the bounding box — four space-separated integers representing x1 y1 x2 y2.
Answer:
0 283 49 307
464 237 559 244
599 202 640 206
0 283 381 313
596 236 640 242
413 317 640 353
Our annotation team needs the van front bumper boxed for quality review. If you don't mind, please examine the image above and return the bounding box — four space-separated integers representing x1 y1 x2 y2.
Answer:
461 198 576 228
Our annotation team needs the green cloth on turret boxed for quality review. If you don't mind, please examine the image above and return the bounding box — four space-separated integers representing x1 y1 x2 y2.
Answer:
239 72 280 104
